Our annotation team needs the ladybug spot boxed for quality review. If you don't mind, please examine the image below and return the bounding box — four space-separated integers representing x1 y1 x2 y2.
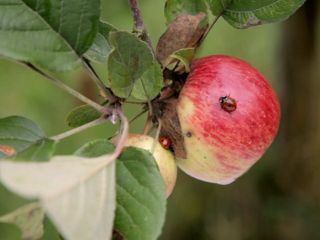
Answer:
159 136 172 150
219 96 237 113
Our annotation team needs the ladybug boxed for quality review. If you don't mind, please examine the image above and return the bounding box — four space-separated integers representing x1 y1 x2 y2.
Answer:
159 136 172 150
219 95 237 113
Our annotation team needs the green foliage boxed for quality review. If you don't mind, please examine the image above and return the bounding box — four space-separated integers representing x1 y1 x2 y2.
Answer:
210 0 306 28
131 63 164 101
85 21 117 63
13 139 56 162
0 0 100 71
169 48 195 72
108 31 162 99
115 147 166 240
74 139 115 157
66 105 102 128
0 202 44 240
42 217 62 240
0 0 309 239
165 0 209 23
76 140 167 240
0 116 55 161
165 0 306 29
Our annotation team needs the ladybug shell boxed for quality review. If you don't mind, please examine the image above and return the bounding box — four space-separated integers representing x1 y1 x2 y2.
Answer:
219 96 237 113
159 136 172 150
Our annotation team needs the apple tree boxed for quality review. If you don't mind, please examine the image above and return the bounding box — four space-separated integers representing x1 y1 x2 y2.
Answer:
0 0 306 239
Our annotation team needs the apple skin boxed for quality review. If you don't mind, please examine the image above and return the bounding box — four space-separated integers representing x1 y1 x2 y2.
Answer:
124 134 177 197
176 55 281 184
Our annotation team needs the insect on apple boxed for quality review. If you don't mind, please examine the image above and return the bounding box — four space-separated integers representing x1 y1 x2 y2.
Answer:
176 55 281 184
159 136 172 150
219 95 237 113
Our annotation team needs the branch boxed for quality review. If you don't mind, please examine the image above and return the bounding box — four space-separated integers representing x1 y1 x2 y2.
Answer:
82 58 119 103
197 14 222 50
22 62 105 112
111 108 129 159
151 118 162 154
129 0 154 54
51 117 107 141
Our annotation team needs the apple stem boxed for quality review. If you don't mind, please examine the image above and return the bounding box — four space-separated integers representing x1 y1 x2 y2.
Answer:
151 119 162 153
143 116 154 135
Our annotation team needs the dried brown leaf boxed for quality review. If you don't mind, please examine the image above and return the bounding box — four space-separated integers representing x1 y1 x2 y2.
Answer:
156 13 208 66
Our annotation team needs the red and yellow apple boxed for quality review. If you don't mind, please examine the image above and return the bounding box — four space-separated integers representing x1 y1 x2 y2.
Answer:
176 55 281 184
123 134 177 197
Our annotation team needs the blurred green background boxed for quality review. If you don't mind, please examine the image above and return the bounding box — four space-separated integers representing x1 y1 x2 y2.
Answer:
1 0 320 239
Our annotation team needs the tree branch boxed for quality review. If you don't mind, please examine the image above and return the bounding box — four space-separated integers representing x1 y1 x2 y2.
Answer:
22 62 105 112
82 58 119 104
196 14 221 51
128 0 154 54
51 117 107 141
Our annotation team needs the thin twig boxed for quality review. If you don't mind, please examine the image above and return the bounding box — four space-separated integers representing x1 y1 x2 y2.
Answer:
22 62 105 112
151 118 162 154
197 14 222 50
139 78 153 116
82 58 118 103
107 109 147 141
128 0 155 55
96 109 129 166
125 101 146 105
129 109 147 124
51 117 107 141
143 118 153 135
111 109 129 158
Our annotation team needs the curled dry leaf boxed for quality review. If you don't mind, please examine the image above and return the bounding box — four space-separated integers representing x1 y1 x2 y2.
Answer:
0 110 129 240
156 13 208 67
0 156 116 240
0 202 44 240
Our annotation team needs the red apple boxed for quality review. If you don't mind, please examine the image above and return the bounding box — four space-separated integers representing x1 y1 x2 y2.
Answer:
176 55 281 184
123 134 177 197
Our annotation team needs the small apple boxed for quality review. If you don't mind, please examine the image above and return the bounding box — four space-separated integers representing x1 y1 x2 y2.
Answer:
124 134 177 197
176 55 281 184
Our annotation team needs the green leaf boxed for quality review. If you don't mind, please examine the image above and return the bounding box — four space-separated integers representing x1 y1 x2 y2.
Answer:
66 105 102 128
75 140 167 240
0 116 55 161
169 48 195 72
84 34 112 63
208 0 306 28
85 21 117 64
0 0 100 71
115 147 166 240
42 217 62 240
0 202 44 240
74 139 115 157
98 21 117 40
165 0 209 23
13 139 56 162
207 0 232 15
131 62 164 101
108 31 155 98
